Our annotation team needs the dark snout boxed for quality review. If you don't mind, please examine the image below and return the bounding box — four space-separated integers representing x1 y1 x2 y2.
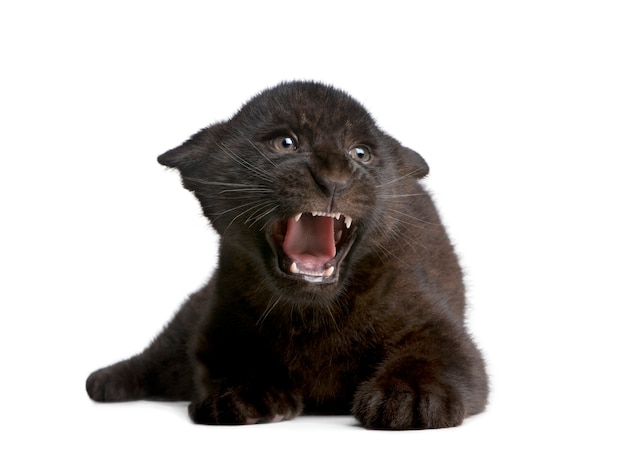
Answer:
309 150 354 197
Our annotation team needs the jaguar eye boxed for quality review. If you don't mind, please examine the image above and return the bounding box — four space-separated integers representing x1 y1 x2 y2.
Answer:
348 146 372 163
269 136 298 152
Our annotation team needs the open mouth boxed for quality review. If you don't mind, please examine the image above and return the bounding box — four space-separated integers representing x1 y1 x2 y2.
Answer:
270 211 356 284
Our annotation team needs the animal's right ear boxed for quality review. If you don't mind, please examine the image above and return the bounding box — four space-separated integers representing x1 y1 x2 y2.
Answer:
157 122 227 172
400 146 429 179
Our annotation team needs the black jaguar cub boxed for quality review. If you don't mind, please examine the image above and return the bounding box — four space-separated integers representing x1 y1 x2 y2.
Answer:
86 81 488 429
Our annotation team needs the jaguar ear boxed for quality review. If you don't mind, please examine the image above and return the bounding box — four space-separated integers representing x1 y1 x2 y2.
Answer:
158 122 227 171
401 146 429 179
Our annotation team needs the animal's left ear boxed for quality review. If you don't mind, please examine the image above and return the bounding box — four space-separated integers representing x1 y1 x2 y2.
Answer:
400 146 429 179
157 122 227 172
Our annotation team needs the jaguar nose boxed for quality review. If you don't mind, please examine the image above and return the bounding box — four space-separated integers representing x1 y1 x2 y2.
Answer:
310 150 353 198
313 172 351 197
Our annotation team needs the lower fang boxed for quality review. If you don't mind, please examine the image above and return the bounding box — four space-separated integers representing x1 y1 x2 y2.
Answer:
322 266 334 277
289 262 299 274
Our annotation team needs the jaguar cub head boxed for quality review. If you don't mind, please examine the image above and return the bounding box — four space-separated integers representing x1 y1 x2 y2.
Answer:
158 81 428 295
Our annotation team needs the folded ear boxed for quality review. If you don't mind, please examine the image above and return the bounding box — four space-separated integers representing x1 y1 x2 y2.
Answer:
400 146 429 179
157 122 227 171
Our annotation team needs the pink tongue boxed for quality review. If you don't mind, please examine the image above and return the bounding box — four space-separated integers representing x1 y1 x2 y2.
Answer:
282 215 336 269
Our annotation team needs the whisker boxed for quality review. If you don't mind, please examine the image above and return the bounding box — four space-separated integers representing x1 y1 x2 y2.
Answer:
218 143 276 183
224 200 275 232
324 302 339 331
378 193 429 198
245 137 278 168
182 177 275 197
212 199 271 218
257 294 283 327
368 213 428 265
218 188 274 194
245 204 278 227
376 169 422 187
386 208 438 226
182 178 270 189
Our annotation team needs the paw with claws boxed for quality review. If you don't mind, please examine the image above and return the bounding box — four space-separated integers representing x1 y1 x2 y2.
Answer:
189 384 304 425
352 358 466 430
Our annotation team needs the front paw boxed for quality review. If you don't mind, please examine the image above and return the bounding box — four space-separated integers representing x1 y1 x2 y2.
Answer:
189 385 303 425
352 359 466 430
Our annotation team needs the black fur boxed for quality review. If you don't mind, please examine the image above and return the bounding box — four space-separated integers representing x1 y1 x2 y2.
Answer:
86 81 488 429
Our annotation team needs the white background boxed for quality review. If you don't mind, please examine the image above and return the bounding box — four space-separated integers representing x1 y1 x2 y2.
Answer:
2 1 625 460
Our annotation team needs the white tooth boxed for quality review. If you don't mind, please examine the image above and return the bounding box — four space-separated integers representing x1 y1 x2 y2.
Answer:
294 213 302 222
289 262 300 274
344 216 352 229
322 266 335 277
